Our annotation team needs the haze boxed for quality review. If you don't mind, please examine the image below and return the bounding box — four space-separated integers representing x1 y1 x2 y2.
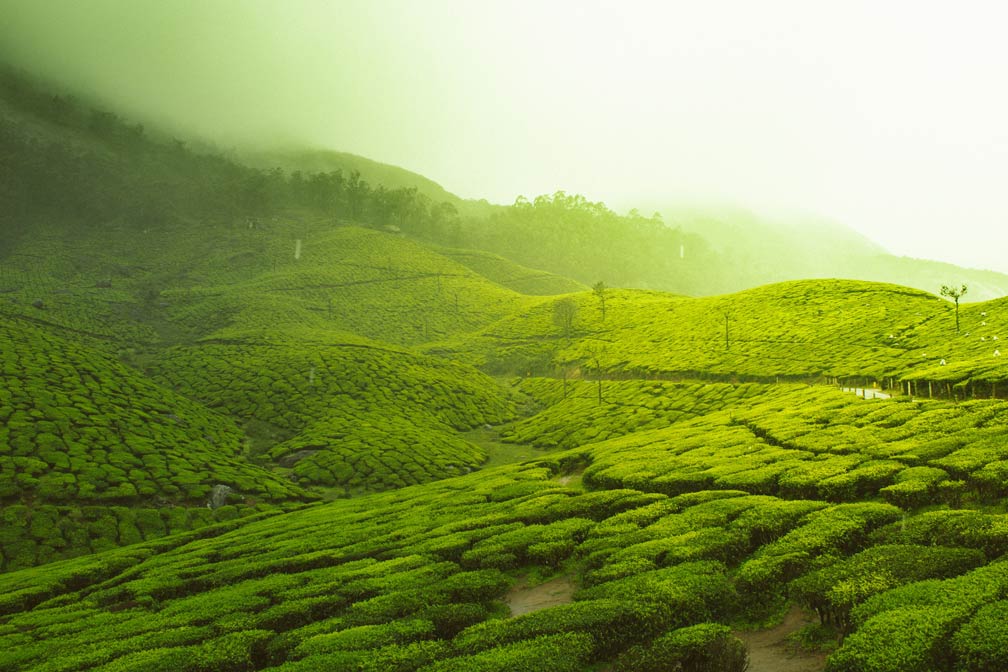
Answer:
2 0 1007 274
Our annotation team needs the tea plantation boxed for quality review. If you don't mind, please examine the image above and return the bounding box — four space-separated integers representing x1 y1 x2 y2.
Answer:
10 68 1008 670
6 230 1008 669
0 316 305 507
432 279 978 383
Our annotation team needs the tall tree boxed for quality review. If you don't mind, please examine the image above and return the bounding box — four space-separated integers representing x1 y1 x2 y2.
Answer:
593 281 608 321
940 284 968 333
553 298 578 339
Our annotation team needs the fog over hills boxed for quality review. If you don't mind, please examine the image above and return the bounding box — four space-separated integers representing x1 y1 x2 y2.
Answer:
2 0 1007 275
6 6 1008 672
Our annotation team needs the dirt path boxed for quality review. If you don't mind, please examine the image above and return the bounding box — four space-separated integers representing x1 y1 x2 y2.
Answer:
736 605 828 672
504 574 577 617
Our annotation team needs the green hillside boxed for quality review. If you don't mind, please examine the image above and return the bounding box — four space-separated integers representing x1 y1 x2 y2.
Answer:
0 316 304 506
150 336 516 493
8 65 1008 672
6 381 1008 670
241 148 498 219
434 247 587 296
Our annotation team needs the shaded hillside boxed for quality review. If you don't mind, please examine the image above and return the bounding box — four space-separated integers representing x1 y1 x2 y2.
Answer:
151 335 516 493
0 316 306 506
433 247 586 296
242 147 498 219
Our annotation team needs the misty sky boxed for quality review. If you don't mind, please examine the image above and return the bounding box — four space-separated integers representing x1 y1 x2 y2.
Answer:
2 1 1007 273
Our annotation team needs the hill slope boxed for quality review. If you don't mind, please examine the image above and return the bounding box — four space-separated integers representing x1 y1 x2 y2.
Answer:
5 384 1008 670
7 65 1008 672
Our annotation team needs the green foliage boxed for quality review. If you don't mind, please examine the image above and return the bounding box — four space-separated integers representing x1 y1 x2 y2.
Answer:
951 600 1008 672
419 632 594 672
613 622 748 672
791 544 985 633
8 67 1008 672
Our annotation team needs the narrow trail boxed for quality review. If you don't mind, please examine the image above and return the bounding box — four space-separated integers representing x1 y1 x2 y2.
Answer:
504 575 577 617
736 605 828 672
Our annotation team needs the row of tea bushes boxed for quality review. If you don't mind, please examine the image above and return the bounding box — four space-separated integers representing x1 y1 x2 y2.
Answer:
151 336 516 490
277 413 488 493
580 385 1008 506
790 544 986 634
827 560 1008 672
0 464 741 670
4 442 1008 671
501 379 769 450
0 503 289 573
0 317 305 505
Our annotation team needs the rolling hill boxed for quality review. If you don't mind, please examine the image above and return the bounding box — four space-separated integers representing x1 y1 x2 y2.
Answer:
6 65 1008 672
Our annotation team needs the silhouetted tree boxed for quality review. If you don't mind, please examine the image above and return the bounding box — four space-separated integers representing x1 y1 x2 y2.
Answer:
940 284 968 333
585 344 606 405
553 298 577 338
593 281 608 321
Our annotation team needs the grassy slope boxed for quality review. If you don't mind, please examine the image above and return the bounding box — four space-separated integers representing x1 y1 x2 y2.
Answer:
433 278 1008 387
1 217 537 494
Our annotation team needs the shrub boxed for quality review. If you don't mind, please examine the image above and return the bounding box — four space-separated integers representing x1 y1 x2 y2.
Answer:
418 632 594 672
951 600 1008 672
826 607 961 672
453 598 651 658
790 544 985 633
613 622 748 672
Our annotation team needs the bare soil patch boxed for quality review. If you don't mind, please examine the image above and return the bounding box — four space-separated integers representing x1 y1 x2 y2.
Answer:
736 605 828 672
504 574 577 617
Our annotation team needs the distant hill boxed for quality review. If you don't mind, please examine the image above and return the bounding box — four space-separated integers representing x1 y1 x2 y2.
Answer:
242 147 498 219
655 203 1008 301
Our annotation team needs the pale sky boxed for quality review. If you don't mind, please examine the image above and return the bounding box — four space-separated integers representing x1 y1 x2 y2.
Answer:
2 0 1007 272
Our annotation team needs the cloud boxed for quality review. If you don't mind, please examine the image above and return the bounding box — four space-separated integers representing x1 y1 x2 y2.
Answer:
2 0 1007 273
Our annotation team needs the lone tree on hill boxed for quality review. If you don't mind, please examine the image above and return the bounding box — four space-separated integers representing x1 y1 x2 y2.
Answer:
585 343 606 405
553 297 578 338
593 281 609 321
940 284 968 333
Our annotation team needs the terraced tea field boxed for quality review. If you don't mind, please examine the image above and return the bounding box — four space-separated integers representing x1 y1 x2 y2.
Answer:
6 214 1008 671
7 389 1008 672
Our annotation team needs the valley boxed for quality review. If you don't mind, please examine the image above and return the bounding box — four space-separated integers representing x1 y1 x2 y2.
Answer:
2 65 1008 672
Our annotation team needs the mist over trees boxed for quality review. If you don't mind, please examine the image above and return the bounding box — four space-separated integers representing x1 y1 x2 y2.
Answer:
6 66 1008 303
0 66 724 297
456 192 717 295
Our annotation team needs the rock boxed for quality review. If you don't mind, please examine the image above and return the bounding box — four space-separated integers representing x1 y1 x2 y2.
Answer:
31 299 45 309
278 449 320 468
207 484 232 509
